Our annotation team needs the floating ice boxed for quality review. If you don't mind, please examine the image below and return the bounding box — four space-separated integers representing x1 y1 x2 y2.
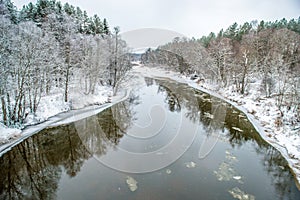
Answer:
185 161 197 168
228 187 255 200
214 162 235 181
225 151 238 163
233 176 242 180
126 176 138 192
166 169 172 174
214 151 243 183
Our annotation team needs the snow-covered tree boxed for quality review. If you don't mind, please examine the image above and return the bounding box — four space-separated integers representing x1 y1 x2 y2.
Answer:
0 0 123 127
108 27 131 95
208 37 234 86
76 34 109 94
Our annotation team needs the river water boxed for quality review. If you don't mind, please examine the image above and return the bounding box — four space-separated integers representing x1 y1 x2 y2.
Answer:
0 77 299 199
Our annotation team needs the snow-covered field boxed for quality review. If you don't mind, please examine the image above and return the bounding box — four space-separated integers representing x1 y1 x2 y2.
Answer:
131 64 300 187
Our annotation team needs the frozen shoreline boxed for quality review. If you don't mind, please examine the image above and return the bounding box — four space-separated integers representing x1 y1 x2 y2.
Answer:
133 65 300 189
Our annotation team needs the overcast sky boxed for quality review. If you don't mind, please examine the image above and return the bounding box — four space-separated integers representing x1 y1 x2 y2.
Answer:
12 0 300 48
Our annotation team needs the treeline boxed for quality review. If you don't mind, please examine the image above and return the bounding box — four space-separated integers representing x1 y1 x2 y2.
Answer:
0 0 131 127
142 18 300 124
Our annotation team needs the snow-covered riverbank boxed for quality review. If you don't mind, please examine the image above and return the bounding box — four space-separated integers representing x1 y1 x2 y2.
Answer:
133 65 300 188
0 86 111 144
0 88 130 156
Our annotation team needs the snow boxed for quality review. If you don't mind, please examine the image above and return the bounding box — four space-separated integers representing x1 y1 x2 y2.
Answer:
0 124 21 145
131 64 300 187
24 90 70 126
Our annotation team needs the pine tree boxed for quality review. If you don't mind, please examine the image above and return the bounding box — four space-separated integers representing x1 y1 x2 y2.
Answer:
236 22 252 41
257 20 265 32
1 0 18 23
55 1 62 15
64 2 75 16
224 22 238 40
217 29 223 39
19 2 36 21
93 14 103 35
103 18 110 35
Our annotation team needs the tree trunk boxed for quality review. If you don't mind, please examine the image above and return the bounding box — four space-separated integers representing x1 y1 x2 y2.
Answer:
6 93 11 126
240 65 247 94
1 96 7 126
65 66 69 102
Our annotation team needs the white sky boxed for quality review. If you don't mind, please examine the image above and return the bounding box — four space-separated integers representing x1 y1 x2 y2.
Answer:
12 0 300 48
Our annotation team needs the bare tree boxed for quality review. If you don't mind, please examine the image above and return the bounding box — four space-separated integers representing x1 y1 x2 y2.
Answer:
77 35 109 95
233 33 256 94
208 37 234 87
108 27 131 95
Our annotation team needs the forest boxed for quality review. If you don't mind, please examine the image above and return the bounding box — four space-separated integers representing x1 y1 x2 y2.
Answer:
141 17 300 128
0 0 131 127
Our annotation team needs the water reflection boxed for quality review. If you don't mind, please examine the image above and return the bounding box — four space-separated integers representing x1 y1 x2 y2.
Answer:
158 84 181 112
0 124 90 199
0 78 299 199
75 106 128 156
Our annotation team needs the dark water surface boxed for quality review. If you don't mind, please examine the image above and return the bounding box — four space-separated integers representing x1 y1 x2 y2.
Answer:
0 78 299 200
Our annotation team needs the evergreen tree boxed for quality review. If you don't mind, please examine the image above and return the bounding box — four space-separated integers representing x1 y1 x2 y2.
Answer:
103 18 110 35
19 2 36 21
287 18 300 34
1 0 18 23
238 22 252 39
257 20 265 32
63 2 75 16
56 1 62 14
217 29 223 39
36 0 49 19
224 22 238 40
93 14 103 35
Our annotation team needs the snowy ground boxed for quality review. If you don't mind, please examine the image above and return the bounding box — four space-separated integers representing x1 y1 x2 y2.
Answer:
131 64 300 187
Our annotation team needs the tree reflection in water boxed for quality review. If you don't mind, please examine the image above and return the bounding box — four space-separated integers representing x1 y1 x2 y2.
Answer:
0 124 89 199
76 99 134 156
0 103 132 199
154 78 299 198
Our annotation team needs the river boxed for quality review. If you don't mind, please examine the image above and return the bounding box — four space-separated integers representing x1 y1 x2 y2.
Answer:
0 77 299 199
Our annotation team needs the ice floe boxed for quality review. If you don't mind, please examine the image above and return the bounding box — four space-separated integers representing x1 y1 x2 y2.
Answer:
126 176 138 192
228 187 255 200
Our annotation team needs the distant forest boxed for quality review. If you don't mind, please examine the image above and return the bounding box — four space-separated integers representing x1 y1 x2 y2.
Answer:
142 17 300 125
0 0 131 127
